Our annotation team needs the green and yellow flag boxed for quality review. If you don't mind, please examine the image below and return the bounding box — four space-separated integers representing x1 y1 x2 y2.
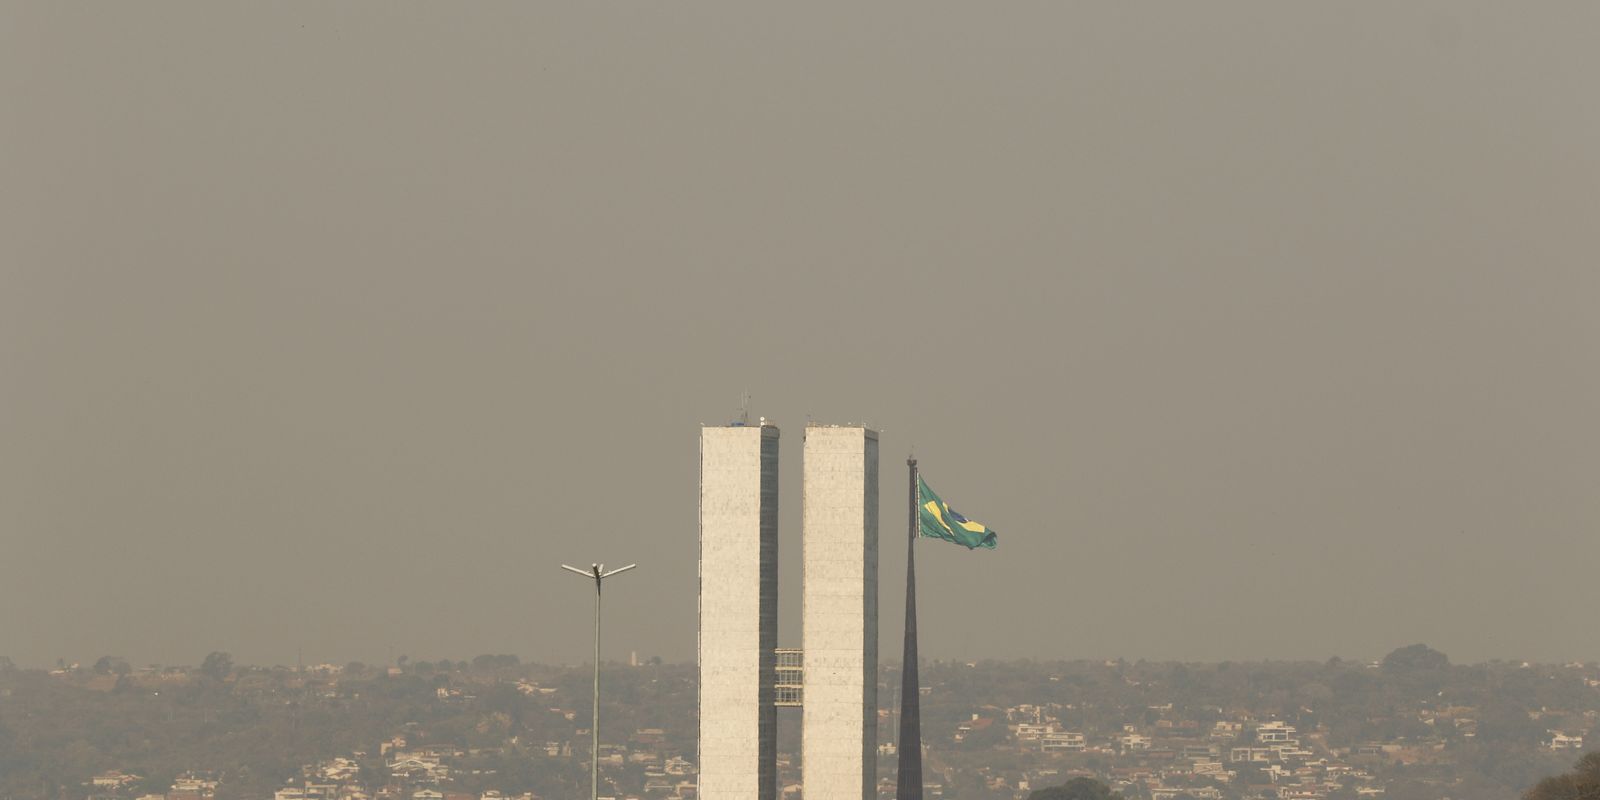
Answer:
918 476 998 550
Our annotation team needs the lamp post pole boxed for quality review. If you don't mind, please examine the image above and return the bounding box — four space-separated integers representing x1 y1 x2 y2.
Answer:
561 562 637 800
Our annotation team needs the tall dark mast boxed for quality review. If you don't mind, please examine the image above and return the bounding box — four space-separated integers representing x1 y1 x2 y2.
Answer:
895 457 923 800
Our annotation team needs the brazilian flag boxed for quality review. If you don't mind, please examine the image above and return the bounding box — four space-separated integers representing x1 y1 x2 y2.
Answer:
918 477 998 550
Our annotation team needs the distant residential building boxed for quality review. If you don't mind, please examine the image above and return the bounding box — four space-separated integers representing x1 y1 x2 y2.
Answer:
387 754 449 783
171 773 220 798
319 759 361 782
1231 747 1274 762
1013 722 1055 740
290 784 336 800
92 772 142 790
1041 731 1087 753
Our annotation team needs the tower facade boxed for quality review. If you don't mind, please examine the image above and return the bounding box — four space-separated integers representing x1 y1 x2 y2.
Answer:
801 424 879 800
698 423 780 800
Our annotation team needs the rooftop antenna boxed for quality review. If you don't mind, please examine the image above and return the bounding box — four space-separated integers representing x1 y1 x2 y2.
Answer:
738 390 751 426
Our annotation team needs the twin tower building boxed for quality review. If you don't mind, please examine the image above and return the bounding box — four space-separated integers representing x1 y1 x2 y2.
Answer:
699 421 880 800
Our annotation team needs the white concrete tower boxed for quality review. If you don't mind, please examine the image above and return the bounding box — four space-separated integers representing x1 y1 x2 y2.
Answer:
698 423 779 800
802 424 879 800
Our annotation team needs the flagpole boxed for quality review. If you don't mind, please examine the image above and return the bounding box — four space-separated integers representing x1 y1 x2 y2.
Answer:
896 457 923 800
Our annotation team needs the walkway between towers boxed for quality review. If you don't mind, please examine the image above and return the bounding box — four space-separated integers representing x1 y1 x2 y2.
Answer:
775 647 803 707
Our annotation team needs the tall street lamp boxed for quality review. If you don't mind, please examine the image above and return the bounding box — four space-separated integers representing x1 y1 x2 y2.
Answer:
560 562 637 800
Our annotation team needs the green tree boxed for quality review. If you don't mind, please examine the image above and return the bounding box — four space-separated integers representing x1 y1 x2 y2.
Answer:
472 654 521 671
94 655 131 675
958 718 1007 750
1477 699 1545 745
200 651 234 681
1523 752 1600 800
1026 777 1121 800
1382 644 1449 672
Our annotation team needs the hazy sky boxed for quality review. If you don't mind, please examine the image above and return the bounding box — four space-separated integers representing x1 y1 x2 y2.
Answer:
3 3 1597 670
